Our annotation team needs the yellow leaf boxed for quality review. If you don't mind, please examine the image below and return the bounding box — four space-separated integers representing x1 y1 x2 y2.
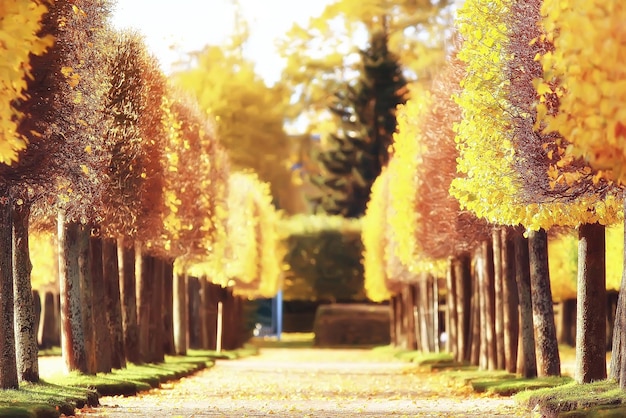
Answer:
536 82 552 95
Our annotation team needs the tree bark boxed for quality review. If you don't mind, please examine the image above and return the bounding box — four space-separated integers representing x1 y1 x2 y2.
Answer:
147 256 164 363
207 283 221 350
0 195 18 389
199 278 210 349
610 199 626 388
389 294 397 346
514 227 537 378
446 257 458 356
103 238 126 369
58 214 87 373
90 234 112 373
493 228 506 370
454 253 472 363
575 223 606 383
12 204 39 382
136 245 151 362
173 272 188 355
162 260 175 356
78 224 96 374
187 276 201 349
502 227 519 374
419 275 433 352
32 290 41 348
469 261 481 367
477 241 496 370
39 291 58 349
404 283 417 350
528 228 560 377
118 239 140 364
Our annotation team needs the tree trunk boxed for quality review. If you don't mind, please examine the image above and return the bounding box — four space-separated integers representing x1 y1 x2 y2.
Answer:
199 278 210 349
32 290 41 348
0 195 18 389
432 274 440 352
389 294 397 346
136 245 151 362
493 228 506 370
148 256 164 363
610 198 626 388
207 283 221 350
502 227 519 374
103 238 126 369
477 241 496 370
455 253 472 363
469 262 481 367
89 234 112 373
58 213 87 373
78 224 96 374
39 291 58 349
404 283 417 350
187 276 201 349
419 275 432 352
173 272 188 355
118 239 140 364
514 227 537 378
162 260 175 356
12 204 39 382
528 228 560 377
446 257 458 356
575 223 607 383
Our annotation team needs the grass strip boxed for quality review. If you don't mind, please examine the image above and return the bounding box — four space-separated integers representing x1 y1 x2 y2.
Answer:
515 380 626 417
0 347 254 418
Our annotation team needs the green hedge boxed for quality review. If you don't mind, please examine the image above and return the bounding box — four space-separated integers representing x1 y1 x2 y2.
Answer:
280 214 365 302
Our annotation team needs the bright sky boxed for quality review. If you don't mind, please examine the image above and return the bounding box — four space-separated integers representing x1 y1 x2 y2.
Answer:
109 0 335 84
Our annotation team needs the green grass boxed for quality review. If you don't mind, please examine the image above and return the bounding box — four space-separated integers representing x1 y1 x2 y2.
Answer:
248 333 315 348
0 347 254 418
515 379 626 417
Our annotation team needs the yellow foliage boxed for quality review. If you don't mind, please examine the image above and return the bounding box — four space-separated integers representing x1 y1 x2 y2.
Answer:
451 0 622 231
387 90 430 268
362 167 392 302
0 0 54 164
538 1 626 185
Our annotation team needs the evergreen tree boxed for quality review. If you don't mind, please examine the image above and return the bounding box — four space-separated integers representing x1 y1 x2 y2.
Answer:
311 31 408 218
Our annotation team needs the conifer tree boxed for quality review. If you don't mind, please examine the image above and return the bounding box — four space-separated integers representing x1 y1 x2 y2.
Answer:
311 30 408 218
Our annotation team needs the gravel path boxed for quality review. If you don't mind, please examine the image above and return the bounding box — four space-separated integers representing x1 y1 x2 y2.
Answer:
75 348 531 417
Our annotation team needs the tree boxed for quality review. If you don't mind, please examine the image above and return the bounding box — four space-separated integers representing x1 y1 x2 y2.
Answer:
278 0 454 132
535 0 626 386
0 0 52 388
311 30 408 218
451 0 622 380
171 45 295 213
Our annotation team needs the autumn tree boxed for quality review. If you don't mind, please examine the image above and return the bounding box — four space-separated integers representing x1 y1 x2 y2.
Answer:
390 51 496 366
451 0 622 381
93 27 172 368
311 30 408 217
19 0 114 375
171 43 296 213
0 0 53 389
535 0 626 386
158 90 230 356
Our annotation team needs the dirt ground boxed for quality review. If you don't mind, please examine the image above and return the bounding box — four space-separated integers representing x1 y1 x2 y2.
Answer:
71 347 531 418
